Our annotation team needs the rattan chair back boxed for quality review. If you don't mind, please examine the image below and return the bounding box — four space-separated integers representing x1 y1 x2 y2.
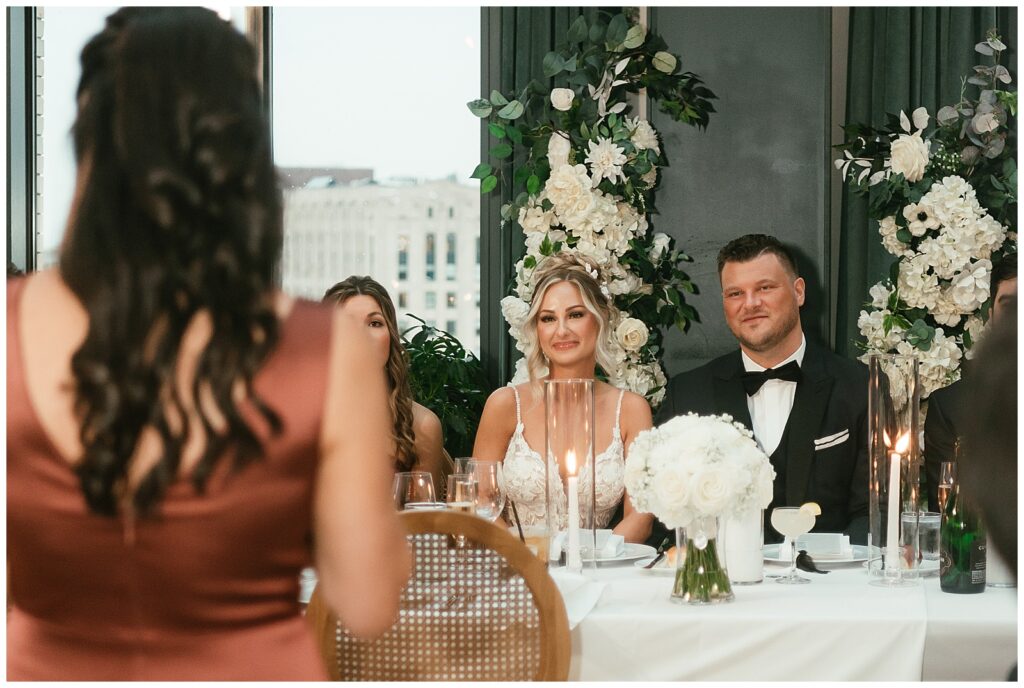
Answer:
306 510 570 681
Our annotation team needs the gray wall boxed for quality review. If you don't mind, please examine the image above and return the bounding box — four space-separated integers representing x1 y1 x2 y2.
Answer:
649 7 835 375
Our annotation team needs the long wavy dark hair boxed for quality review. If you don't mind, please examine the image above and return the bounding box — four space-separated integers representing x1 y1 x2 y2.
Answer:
60 8 283 517
323 277 417 472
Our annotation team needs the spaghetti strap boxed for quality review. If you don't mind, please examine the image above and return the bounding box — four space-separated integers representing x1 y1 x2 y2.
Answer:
511 385 523 425
613 389 625 437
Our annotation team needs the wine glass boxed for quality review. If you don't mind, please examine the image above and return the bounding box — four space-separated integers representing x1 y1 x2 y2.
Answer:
938 461 956 513
467 459 506 522
770 506 816 584
392 471 437 510
446 474 478 514
452 457 473 475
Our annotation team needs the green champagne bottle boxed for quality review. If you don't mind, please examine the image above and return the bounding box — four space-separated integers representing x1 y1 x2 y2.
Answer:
939 481 986 593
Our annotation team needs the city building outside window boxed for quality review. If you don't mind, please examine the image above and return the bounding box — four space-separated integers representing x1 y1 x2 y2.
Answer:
272 7 480 354
446 231 457 280
425 292 437 310
425 233 436 281
447 320 457 336
447 291 457 308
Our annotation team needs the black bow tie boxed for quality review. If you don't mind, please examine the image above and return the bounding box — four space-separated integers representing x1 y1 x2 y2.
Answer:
741 360 801 396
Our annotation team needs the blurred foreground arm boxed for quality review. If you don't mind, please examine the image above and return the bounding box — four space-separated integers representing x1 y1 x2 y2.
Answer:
314 308 411 638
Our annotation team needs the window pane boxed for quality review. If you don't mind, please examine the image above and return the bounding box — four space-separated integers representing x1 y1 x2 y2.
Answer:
36 7 247 270
272 8 481 354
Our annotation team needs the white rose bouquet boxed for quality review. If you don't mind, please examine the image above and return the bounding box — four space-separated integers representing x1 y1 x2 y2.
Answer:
467 11 716 407
835 30 1016 399
624 413 775 531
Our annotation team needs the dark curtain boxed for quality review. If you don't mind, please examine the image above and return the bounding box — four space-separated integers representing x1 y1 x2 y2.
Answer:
479 6 607 388
835 7 1017 357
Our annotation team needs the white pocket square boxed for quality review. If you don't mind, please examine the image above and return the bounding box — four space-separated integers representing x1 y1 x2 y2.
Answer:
814 429 849 451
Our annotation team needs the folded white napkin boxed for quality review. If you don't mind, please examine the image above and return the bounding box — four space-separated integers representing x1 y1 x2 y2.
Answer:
780 533 852 560
548 568 606 629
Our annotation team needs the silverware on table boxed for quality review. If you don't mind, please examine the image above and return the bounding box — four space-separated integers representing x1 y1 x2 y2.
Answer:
643 536 672 569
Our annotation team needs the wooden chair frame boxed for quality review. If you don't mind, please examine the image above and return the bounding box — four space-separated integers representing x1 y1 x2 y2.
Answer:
306 510 571 681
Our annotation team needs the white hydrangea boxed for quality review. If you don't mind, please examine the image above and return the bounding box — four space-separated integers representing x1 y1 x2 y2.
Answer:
898 254 941 311
627 117 661 154
946 259 992 313
545 164 597 228
963 314 987 360
869 282 892 309
517 196 554 235
878 216 909 257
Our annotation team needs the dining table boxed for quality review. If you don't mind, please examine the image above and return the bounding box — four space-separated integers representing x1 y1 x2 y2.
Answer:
556 555 1017 681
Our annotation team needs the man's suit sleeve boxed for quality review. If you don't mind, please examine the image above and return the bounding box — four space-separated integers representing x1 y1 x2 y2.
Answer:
924 392 957 513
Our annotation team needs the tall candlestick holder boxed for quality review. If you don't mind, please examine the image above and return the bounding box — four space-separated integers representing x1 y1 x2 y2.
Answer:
867 353 922 587
544 379 596 572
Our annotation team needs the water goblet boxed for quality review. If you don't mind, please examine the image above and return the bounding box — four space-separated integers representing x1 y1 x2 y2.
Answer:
467 459 506 522
446 474 478 514
770 506 816 584
392 471 437 510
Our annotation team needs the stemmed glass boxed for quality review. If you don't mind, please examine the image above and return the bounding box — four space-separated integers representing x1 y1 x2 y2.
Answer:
446 474 478 513
770 506 816 584
467 459 506 522
392 471 437 511
938 461 956 513
452 457 473 475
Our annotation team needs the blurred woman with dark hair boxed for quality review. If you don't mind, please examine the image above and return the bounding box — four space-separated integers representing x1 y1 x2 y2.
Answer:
324 276 448 492
6 8 408 680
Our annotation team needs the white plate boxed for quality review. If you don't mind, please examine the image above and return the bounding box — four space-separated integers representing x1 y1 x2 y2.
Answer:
584 543 656 565
763 544 870 565
633 556 676 576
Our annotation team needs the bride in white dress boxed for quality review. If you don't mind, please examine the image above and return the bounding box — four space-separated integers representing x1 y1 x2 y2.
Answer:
472 253 653 543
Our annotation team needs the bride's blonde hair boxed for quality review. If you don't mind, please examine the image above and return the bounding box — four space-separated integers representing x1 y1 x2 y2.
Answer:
520 252 616 389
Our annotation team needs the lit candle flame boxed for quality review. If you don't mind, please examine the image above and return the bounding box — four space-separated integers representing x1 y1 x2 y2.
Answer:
894 432 910 455
566 449 577 476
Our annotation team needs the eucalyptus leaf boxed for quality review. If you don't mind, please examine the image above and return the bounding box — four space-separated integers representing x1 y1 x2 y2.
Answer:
606 14 628 45
506 125 523 146
975 41 994 56
542 52 566 78
500 203 513 221
589 22 606 43
488 122 506 139
490 143 513 159
563 54 578 72
987 37 1007 51
467 99 492 117
489 90 509 106
994 65 1012 84
497 100 525 120
470 163 493 179
480 175 498 194
623 24 646 49
936 105 959 126
984 137 1006 159
967 75 989 86
652 51 677 74
567 15 588 44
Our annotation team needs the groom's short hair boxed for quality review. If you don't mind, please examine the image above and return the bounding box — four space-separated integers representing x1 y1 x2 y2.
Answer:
717 234 799 279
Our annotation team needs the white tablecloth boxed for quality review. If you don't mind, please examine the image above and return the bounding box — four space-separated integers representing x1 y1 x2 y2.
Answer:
564 561 1017 681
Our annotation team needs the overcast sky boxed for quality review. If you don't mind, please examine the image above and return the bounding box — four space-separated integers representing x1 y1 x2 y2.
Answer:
40 6 480 252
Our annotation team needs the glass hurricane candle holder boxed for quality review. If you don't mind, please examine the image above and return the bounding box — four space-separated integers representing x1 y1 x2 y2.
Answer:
867 353 922 587
544 379 596 573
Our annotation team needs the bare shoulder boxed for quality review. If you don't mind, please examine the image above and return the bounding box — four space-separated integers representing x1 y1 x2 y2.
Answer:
618 389 653 433
483 385 519 413
412 402 442 438
620 389 652 415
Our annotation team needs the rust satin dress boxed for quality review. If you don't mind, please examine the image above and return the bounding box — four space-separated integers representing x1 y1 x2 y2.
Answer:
7 278 332 680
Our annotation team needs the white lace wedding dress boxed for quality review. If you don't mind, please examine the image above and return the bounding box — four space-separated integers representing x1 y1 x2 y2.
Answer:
502 386 626 529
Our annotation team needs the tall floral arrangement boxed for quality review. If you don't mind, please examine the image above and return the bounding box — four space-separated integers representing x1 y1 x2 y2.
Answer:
467 12 716 406
835 30 1016 399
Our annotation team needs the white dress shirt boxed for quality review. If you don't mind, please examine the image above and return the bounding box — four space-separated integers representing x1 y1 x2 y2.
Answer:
742 334 806 456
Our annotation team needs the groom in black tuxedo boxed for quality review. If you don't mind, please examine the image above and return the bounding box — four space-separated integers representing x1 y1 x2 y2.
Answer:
648 234 869 546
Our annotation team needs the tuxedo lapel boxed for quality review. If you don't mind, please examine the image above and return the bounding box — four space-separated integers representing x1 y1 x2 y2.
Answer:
784 343 834 504
711 352 753 431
